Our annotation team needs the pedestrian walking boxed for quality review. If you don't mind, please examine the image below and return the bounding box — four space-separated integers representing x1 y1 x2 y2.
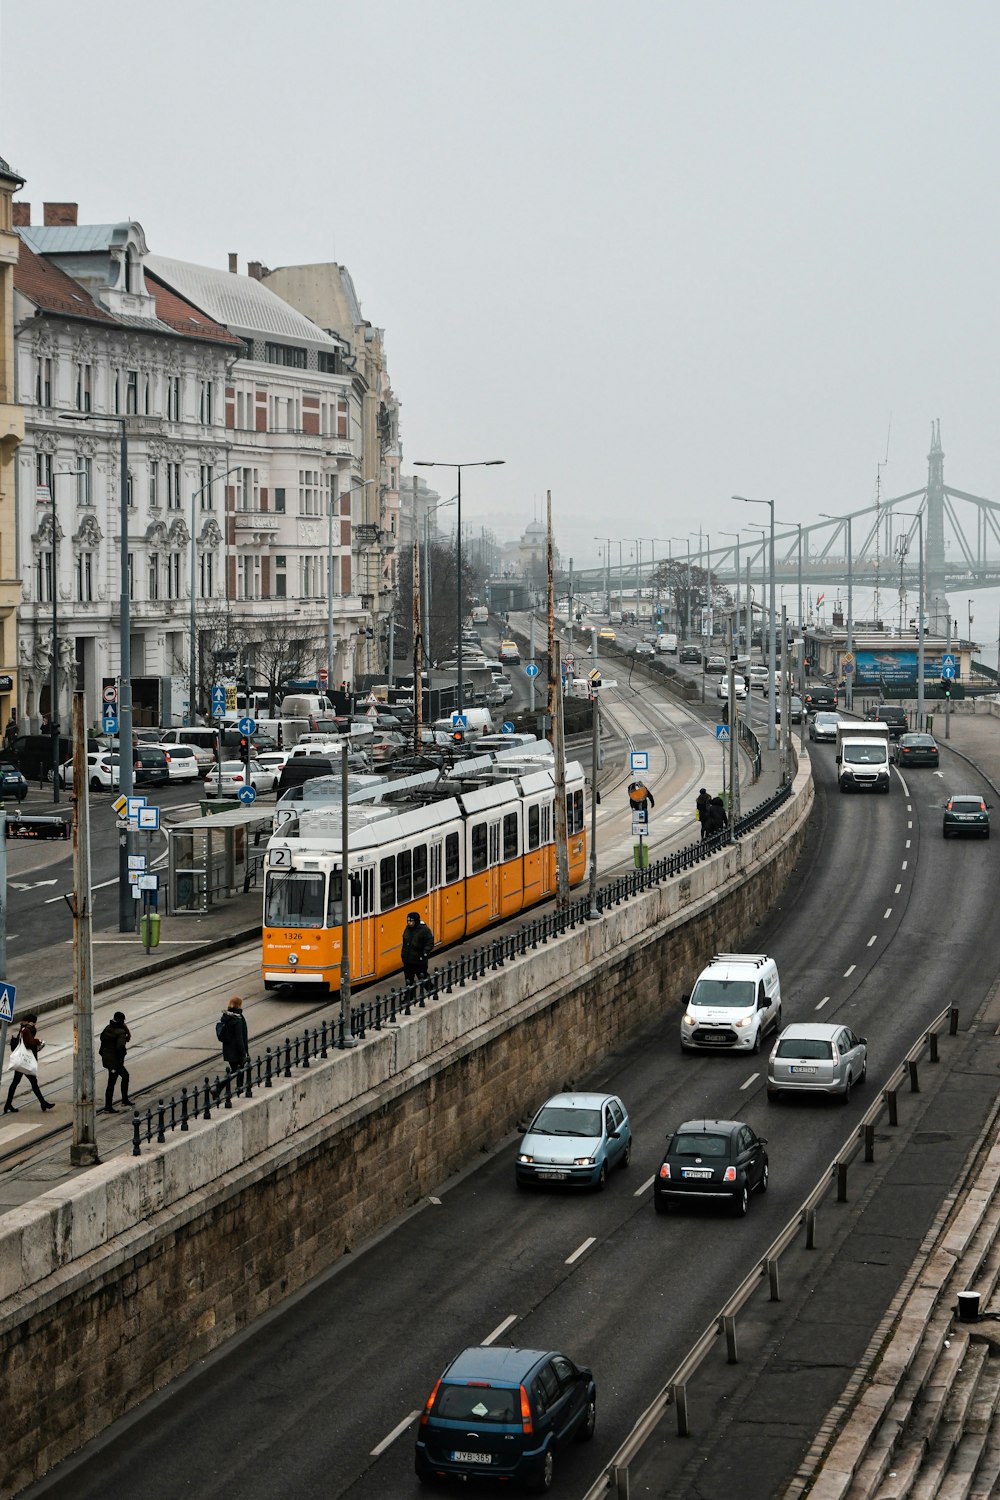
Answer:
214 996 250 1097
99 1011 132 1114
695 787 711 840
705 796 729 839
4 1014 55 1113
401 911 435 1000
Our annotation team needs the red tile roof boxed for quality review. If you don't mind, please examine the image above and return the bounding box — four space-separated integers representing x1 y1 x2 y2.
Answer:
145 273 242 347
13 240 116 324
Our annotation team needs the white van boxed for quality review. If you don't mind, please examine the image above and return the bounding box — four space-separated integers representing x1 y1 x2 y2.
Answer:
255 717 311 749
159 726 221 758
432 708 494 739
656 633 678 654
680 953 782 1055
278 694 335 719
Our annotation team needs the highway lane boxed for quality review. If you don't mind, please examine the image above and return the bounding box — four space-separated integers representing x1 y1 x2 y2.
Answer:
30 731 1000 1499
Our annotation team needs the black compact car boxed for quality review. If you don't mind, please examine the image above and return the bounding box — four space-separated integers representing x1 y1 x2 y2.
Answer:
132 746 170 786
803 683 837 712
0 764 28 801
654 1118 768 1217
679 646 702 664
415 1345 596 1490
866 704 909 739
893 732 939 767
943 794 991 839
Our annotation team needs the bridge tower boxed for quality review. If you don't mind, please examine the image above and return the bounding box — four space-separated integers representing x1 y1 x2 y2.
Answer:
925 419 948 631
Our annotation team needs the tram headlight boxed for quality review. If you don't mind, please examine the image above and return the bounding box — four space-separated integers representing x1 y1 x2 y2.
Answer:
288 953 298 966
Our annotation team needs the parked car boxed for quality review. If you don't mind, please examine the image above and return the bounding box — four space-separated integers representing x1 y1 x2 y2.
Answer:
205 759 279 798
866 704 908 739
154 744 203 784
132 746 170 786
893 732 939 767
809 711 841 743
256 750 292 777
943 793 991 839
0 764 29 801
679 645 702 664
415 1345 596 1490
162 741 215 777
516 1091 631 1190
768 1022 867 1103
60 752 120 791
654 1118 768 1217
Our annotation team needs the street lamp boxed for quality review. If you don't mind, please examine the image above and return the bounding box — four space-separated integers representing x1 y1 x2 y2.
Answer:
593 539 623 616
45 463 86 803
62 412 134 932
820 512 854 711
735 497 776 751
189 466 240 726
414 460 504 717
777 521 803 634
719 531 742 648
424 496 457 667
328 474 376 695
898 509 926 727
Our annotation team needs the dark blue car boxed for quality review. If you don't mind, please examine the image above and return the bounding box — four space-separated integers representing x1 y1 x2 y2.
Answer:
415 1345 596 1491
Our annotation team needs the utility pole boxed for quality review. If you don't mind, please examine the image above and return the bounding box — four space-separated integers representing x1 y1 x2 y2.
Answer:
70 690 98 1166
546 491 556 738
588 682 600 919
529 614 536 714
412 542 422 754
0 806 8 1063
552 639 570 908
946 614 952 740
339 738 355 1047
727 618 740 823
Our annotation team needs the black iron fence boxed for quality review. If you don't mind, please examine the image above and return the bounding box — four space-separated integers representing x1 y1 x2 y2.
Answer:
130 779 794 1155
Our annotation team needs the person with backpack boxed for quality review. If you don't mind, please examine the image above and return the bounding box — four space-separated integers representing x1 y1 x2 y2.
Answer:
99 1011 132 1114
4 1014 55 1114
215 997 250 1097
401 911 435 1000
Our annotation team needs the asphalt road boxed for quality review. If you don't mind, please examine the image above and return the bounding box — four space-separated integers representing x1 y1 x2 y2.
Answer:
23 710 1000 1498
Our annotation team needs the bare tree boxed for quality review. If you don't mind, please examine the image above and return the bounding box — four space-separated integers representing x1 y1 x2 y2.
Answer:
199 605 321 715
393 541 489 667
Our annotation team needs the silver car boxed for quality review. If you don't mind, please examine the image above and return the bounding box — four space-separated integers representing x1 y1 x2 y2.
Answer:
767 1023 867 1103
809 711 841 743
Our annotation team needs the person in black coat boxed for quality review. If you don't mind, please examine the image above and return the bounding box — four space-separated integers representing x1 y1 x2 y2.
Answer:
695 787 711 840
99 1011 132 1114
400 912 435 1000
215 996 250 1096
705 796 730 839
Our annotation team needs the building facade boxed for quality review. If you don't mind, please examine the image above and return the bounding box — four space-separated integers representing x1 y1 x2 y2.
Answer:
0 156 25 735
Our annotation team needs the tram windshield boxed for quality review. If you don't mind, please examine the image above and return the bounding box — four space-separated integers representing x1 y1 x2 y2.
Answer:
265 871 326 928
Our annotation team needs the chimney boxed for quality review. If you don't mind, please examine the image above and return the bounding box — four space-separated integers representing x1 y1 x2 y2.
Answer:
42 202 78 226
228 253 238 273
12 202 30 227
247 260 263 281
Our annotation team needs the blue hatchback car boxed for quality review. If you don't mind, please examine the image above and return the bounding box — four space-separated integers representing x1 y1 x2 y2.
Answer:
415 1345 596 1491
515 1091 632 1190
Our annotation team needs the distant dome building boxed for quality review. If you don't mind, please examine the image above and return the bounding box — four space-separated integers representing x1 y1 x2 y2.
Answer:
499 518 559 579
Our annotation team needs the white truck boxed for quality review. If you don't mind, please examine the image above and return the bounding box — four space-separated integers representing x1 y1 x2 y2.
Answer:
835 719 891 794
656 632 678 654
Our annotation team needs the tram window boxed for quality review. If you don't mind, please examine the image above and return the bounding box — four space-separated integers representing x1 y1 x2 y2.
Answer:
445 831 460 882
541 804 552 842
265 871 325 928
413 844 428 897
503 812 518 859
471 822 488 874
327 869 343 924
568 790 584 833
527 805 540 851
380 856 395 910
397 849 412 903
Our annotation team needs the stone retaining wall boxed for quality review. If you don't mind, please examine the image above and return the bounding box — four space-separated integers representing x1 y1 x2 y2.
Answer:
0 761 813 1497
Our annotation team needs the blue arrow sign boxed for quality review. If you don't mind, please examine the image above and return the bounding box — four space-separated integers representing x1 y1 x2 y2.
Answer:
102 715 119 735
237 784 257 805
238 716 257 735
0 982 15 1022
212 684 226 713
501 721 515 734
524 662 540 678
941 664 956 679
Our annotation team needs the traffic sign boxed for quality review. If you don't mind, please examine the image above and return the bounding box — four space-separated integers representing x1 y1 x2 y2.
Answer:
0 982 15 1022
843 662 854 675
126 795 147 819
103 685 118 704
138 806 160 831
138 873 159 892
629 750 649 773
502 722 515 734
237 784 257 805
112 794 128 816
842 652 855 667
318 668 329 687
102 715 119 735
942 653 957 668
238 716 257 735
524 662 540 679
942 664 956 679
451 713 468 729
631 813 649 837
212 684 226 715
715 725 731 742
127 854 147 871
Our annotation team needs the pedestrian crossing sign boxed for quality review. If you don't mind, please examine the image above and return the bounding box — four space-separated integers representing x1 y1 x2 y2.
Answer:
0 983 15 1022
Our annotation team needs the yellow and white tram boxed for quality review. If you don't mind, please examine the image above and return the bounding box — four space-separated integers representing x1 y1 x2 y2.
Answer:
262 762 588 990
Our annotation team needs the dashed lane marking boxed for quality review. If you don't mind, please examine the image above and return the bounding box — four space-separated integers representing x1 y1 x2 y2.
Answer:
844 965 856 977
740 1072 759 1091
868 935 878 947
635 1175 656 1198
370 1410 421 1457
816 996 830 1010
483 1314 519 1345
566 1237 596 1265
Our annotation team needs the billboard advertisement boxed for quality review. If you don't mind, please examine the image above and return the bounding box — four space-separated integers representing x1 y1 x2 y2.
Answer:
853 650 949 686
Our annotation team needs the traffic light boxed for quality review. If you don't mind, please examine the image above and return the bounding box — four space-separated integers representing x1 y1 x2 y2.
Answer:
239 735 250 770
942 680 951 700
452 730 465 745
236 666 249 694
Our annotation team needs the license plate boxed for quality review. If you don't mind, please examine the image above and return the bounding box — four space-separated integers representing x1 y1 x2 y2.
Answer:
537 1170 569 1180
789 1066 817 1074
701 1034 728 1045
682 1168 713 1179
452 1451 491 1464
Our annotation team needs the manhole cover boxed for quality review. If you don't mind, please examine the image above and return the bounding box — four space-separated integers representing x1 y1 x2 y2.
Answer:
913 1131 952 1144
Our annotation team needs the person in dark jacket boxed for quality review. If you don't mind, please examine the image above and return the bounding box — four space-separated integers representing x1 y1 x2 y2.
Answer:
4 1014 55 1113
215 996 250 1097
695 787 711 840
705 796 729 838
99 1011 132 1114
401 912 435 999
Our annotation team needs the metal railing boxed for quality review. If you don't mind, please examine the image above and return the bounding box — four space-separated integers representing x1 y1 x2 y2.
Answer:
126 782 795 1154
583 1003 961 1499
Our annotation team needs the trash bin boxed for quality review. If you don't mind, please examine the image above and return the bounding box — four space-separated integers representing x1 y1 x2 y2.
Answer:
140 913 161 949
957 1290 981 1322
926 713 934 734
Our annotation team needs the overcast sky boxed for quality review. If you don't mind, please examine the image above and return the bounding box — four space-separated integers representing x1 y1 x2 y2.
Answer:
3 0 999 573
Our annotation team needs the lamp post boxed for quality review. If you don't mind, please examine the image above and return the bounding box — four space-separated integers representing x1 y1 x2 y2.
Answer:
62 413 134 932
820 512 854 711
189 466 239 727
776 521 803 633
46 463 86 804
719 531 742 648
328 473 376 696
898 509 926 727
736 497 777 751
414 460 505 718
423 496 457 669
593 539 622 617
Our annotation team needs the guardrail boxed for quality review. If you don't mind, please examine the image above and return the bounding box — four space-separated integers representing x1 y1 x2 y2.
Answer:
582 1002 961 1499
126 781 794 1154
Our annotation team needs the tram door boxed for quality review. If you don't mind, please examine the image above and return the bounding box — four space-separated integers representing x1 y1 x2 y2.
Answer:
429 842 443 940
488 820 502 919
352 865 377 979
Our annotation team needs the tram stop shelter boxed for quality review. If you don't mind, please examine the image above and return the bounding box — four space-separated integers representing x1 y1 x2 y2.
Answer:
166 806 273 915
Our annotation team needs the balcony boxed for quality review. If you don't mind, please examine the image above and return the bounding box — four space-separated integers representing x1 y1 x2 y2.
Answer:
234 511 282 543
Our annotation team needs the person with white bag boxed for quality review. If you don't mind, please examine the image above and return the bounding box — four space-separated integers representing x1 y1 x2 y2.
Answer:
4 1014 55 1113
